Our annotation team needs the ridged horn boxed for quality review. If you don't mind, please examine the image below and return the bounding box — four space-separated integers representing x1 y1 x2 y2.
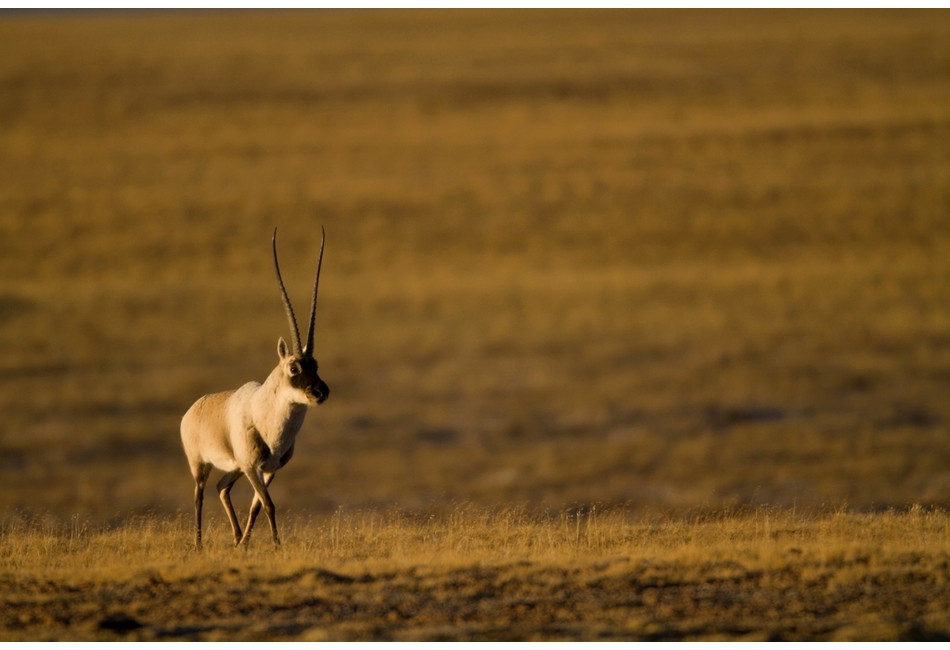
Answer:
304 226 325 358
272 228 302 356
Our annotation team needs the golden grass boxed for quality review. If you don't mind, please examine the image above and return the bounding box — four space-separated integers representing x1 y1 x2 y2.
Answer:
4 9 950 640
2 10 949 522
0 7 949 533
3 506 950 640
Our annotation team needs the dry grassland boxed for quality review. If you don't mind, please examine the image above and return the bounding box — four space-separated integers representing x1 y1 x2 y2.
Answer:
1 8 950 640
3 506 950 640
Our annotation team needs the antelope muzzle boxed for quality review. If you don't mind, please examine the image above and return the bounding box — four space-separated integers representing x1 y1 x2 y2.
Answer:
310 379 329 405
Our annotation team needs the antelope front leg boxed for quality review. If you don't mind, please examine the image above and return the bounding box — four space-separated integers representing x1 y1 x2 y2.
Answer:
243 445 290 542
216 469 245 545
241 467 280 548
242 471 275 544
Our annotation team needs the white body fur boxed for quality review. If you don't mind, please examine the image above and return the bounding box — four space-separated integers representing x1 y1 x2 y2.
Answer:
181 229 328 549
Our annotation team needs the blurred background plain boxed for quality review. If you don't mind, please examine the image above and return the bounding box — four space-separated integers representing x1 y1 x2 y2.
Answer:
1 9 949 524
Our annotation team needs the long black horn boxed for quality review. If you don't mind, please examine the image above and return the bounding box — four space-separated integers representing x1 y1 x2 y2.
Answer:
304 226 325 358
272 228 302 355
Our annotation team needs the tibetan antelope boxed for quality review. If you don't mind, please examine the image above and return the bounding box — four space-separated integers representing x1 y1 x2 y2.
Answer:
180 227 329 549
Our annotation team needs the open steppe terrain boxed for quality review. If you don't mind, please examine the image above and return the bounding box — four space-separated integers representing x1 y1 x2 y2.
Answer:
1 8 949 640
4 507 950 641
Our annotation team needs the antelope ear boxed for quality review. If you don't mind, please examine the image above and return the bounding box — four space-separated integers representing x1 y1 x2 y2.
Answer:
277 337 290 360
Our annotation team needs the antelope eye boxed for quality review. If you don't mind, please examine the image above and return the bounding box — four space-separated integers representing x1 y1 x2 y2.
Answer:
289 362 301 375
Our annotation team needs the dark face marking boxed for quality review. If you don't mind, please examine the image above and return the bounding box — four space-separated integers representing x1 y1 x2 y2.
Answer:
286 356 329 404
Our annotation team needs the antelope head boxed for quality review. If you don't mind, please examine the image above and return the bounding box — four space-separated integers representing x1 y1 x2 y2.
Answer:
273 227 330 406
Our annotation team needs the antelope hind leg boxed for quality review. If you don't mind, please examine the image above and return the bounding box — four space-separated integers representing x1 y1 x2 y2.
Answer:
193 464 211 550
